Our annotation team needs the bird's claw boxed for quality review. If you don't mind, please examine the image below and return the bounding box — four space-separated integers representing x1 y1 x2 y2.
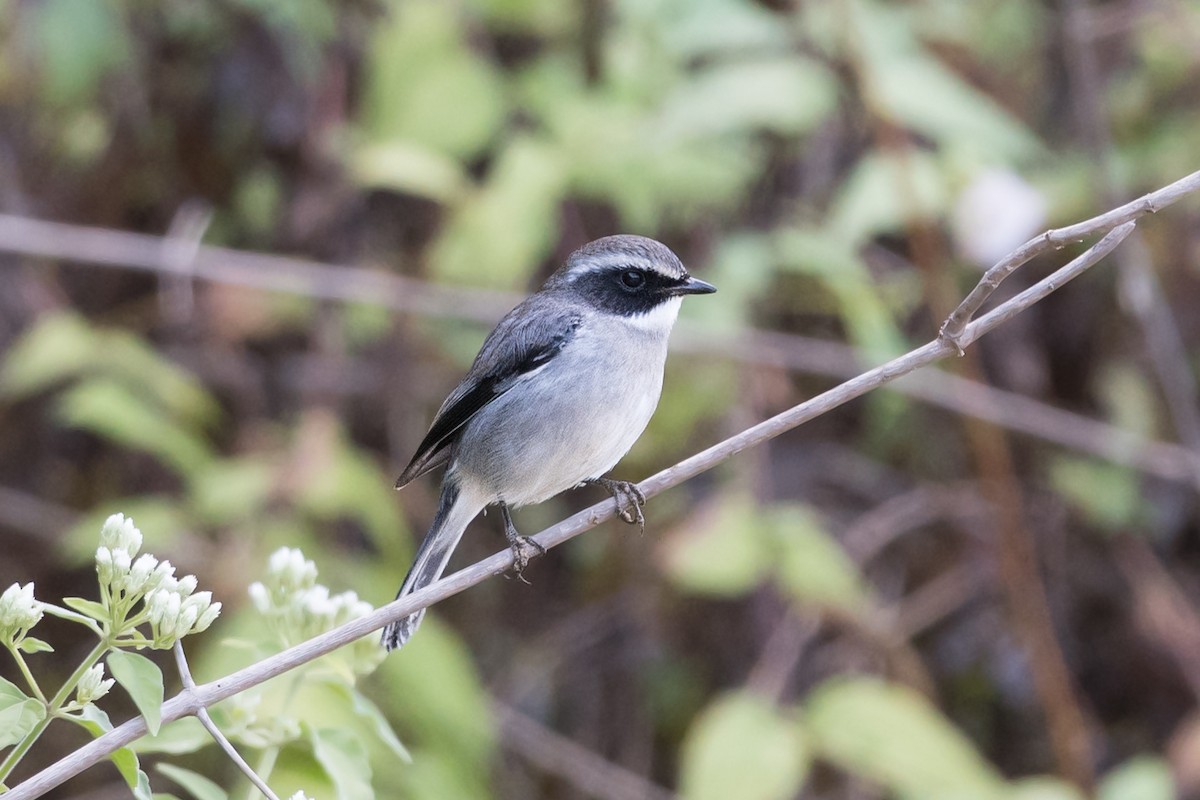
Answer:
593 478 646 533
507 535 546 583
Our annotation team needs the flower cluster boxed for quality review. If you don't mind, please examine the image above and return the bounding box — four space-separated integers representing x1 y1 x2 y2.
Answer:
94 513 222 647
248 547 383 674
0 582 43 646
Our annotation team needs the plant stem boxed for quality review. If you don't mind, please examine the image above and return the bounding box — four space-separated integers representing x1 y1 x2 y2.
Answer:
3 643 47 704
242 746 280 800
0 639 111 783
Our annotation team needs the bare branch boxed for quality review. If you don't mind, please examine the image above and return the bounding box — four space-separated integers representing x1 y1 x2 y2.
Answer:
4 183 1165 799
938 168 1200 345
171 643 280 800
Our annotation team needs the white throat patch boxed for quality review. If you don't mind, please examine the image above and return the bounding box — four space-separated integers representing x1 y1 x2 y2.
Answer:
623 296 683 334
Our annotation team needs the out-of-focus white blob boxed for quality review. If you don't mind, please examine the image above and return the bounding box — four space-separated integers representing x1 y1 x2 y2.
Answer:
951 169 1047 270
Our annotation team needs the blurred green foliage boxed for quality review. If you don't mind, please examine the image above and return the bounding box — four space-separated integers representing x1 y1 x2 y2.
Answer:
2 0 1199 797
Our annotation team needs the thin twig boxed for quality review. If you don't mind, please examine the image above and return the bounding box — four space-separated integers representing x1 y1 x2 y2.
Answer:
171 643 281 800
2 208 1146 800
939 168 1200 345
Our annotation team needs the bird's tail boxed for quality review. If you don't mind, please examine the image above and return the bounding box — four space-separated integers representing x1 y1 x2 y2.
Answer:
382 481 485 651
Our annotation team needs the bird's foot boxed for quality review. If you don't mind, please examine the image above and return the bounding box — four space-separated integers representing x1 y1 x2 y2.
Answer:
499 501 545 584
506 534 546 584
589 477 646 532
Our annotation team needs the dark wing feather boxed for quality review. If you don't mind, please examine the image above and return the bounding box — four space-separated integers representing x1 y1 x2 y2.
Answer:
395 297 582 489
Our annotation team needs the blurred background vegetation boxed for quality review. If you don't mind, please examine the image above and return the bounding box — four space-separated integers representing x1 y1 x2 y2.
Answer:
1 0 1200 797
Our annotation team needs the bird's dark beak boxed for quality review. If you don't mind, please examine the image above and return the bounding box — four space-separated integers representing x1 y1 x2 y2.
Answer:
677 276 717 296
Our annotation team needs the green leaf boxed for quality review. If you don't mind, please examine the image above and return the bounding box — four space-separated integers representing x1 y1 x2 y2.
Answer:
381 619 495 764
131 716 211 755
679 692 809 800
189 456 276 525
1049 457 1143 532
360 0 505 160
63 597 110 621
107 650 165 735
772 226 908 362
350 141 468 203
132 769 154 800
661 56 838 140
769 506 867 613
156 763 228 800
57 378 214 475
66 703 146 788
871 54 1042 161
659 494 772 597
829 149 948 246
804 677 1005 800
17 637 54 654
0 311 97 397
1098 756 1174 800
31 0 133 106
431 135 568 290
0 676 46 748
310 726 374 800
328 682 411 762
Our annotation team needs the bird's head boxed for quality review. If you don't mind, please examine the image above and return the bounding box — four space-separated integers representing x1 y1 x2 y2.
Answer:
545 235 716 326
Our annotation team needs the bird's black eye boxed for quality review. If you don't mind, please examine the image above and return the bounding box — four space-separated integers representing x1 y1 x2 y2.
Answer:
620 269 646 289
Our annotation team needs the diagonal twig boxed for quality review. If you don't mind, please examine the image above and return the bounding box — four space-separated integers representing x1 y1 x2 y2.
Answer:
171 643 281 800
938 168 1200 346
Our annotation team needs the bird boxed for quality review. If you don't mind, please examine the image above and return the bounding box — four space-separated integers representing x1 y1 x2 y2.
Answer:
381 234 716 651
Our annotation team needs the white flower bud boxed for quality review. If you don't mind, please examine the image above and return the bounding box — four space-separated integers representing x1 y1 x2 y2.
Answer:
176 575 198 596
123 553 159 595
192 602 221 634
0 582 44 635
95 547 114 584
75 663 115 705
99 514 142 557
248 582 270 612
112 549 132 579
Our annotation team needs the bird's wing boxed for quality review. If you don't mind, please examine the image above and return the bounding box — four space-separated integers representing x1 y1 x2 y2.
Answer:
395 297 583 489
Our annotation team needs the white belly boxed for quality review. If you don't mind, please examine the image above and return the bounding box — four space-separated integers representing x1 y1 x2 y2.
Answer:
451 322 669 507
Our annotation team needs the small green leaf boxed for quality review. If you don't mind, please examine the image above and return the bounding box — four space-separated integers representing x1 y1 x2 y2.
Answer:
17 637 54 654
350 141 467 203
679 692 809 800
1049 457 1143 532
63 597 110 621
156 763 228 800
0 676 46 748
326 682 411 762
431 135 567 291
0 311 97 397
57 378 214 475
661 56 837 140
829 150 948 246
67 701 145 786
659 494 772 597
33 0 133 105
107 649 164 735
131 716 211 755
804 677 1005 800
1098 756 1174 800
310 726 374 800
132 769 154 800
769 506 867 613
69 702 114 735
